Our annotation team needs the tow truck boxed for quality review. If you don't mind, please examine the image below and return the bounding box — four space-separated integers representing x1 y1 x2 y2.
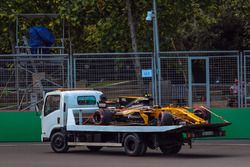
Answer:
41 89 231 156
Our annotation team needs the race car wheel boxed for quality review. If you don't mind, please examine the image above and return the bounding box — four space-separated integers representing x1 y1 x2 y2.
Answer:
158 112 174 126
50 132 69 153
194 107 211 123
92 110 112 125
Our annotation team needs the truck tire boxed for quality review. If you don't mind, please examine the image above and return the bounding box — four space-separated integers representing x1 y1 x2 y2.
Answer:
159 144 182 155
87 146 102 152
158 112 174 126
123 133 147 156
50 132 69 153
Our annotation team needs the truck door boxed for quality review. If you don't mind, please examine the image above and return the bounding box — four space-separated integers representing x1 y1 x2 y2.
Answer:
41 95 61 139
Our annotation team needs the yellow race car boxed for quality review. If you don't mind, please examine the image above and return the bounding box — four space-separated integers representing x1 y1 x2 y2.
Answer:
91 96 219 126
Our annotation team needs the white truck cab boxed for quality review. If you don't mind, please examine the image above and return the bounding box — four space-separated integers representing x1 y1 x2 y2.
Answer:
41 89 103 140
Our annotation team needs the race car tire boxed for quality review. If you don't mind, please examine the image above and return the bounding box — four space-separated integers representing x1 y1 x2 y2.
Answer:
158 112 174 126
92 110 112 125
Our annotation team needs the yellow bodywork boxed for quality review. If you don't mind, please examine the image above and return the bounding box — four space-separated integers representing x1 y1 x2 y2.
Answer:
113 106 207 125
156 106 207 124
111 96 207 125
115 109 149 125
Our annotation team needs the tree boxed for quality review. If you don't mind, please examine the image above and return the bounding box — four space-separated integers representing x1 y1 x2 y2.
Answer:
126 0 144 92
0 0 249 53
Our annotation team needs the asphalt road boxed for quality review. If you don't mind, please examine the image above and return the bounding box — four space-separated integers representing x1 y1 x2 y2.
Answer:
0 140 250 167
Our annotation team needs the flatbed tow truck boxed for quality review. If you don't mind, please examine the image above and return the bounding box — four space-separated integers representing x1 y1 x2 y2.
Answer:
41 89 231 156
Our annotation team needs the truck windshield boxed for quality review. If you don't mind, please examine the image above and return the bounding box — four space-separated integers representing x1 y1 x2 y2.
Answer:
77 96 96 105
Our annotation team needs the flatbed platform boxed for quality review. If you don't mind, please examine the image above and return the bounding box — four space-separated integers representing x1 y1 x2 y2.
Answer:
67 124 184 133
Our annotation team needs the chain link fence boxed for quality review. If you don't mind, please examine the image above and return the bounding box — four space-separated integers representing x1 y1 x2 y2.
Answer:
0 51 248 111
160 51 240 108
0 54 68 111
73 53 152 99
244 50 250 107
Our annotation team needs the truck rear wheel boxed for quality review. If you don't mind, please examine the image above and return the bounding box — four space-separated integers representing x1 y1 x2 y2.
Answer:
50 132 69 153
123 133 147 156
159 144 182 155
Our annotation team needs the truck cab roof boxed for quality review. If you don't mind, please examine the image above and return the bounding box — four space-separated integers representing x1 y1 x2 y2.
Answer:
46 89 103 96
45 90 103 109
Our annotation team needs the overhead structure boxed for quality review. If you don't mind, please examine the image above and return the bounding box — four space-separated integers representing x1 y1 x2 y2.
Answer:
13 13 66 111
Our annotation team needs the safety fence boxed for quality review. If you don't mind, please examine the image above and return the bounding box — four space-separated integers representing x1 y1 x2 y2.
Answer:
160 51 240 108
244 50 250 107
72 53 152 99
0 51 250 111
0 54 68 111
73 51 241 108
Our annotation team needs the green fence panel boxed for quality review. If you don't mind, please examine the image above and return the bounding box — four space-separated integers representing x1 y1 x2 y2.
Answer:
211 108 250 139
0 112 41 142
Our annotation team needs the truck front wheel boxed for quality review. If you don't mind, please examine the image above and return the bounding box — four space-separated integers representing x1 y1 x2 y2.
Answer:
50 132 69 153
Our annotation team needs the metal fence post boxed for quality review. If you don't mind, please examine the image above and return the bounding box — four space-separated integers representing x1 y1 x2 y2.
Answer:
206 57 210 107
152 0 161 106
243 51 247 107
67 54 71 88
15 57 20 110
239 51 243 108
237 53 240 108
188 57 192 107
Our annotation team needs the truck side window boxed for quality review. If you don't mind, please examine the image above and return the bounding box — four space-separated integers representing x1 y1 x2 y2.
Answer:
77 96 96 105
44 95 60 116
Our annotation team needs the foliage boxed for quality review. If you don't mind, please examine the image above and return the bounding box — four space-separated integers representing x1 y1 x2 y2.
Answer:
0 0 249 53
